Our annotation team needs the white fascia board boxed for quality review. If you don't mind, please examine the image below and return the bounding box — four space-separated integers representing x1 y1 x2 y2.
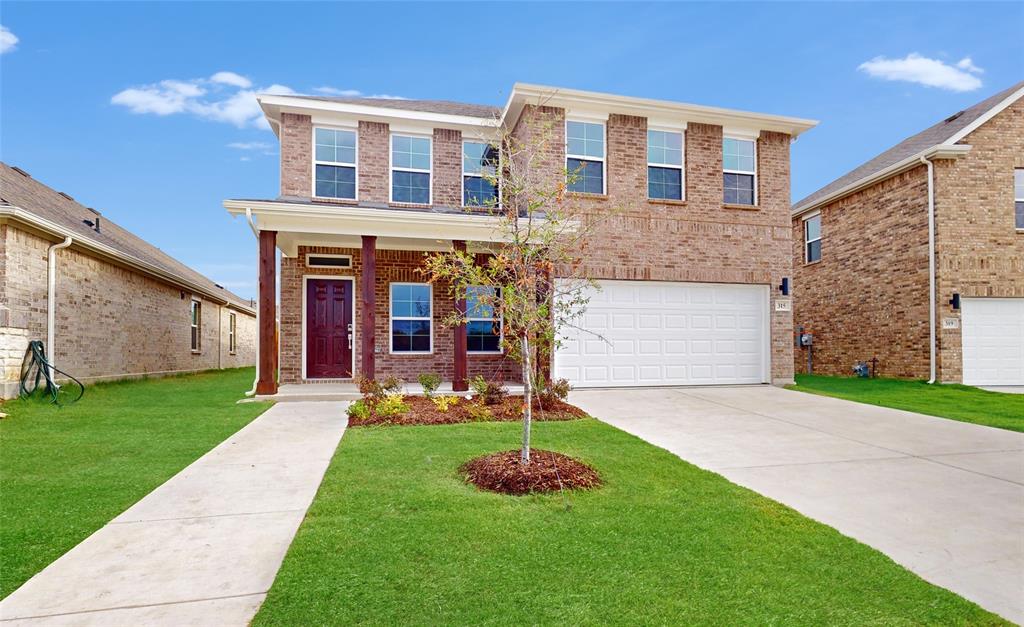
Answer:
504 83 819 138
0 206 253 314
791 144 973 218
943 84 1024 145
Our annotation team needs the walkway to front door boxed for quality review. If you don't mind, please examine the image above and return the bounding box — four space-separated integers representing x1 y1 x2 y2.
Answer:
306 278 353 379
569 386 1024 624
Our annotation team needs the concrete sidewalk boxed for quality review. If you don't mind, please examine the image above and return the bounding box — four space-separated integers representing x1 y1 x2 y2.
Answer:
570 386 1024 624
0 402 347 626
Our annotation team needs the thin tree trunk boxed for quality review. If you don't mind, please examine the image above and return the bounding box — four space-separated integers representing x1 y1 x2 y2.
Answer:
521 334 532 464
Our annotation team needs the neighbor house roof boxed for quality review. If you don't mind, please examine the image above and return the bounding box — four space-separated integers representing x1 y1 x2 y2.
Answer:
793 80 1024 215
0 162 255 314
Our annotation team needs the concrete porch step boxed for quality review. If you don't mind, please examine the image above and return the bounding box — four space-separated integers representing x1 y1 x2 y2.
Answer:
246 381 526 403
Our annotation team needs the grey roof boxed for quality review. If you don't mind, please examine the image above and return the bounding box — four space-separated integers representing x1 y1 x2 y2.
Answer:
0 162 254 312
286 95 500 119
794 80 1024 212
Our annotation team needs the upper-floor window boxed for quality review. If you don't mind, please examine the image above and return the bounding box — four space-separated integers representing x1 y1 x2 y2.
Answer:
391 134 431 204
566 120 605 194
314 128 357 200
190 300 201 352
463 141 499 208
228 312 237 354
723 137 757 206
648 130 684 200
804 213 821 263
390 283 432 353
1015 169 1024 230
466 286 501 353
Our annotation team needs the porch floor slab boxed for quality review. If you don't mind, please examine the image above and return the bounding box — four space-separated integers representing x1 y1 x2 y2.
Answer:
254 382 526 403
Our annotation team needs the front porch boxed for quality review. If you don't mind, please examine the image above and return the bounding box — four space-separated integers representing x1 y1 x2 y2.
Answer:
255 381 528 403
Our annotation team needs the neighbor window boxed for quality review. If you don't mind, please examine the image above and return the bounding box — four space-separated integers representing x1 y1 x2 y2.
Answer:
391 134 431 204
723 137 757 205
228 312 237 354
390 283 432 353
648 129 684 200
566 120 605 194
463 141 499 208
466 286 501 353
1015 169 1024 229
804 214 821 263
314 128 357 200
190 300 201 351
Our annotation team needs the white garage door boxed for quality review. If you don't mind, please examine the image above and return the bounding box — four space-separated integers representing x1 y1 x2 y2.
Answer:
962 298 1024 386
554 280 769 388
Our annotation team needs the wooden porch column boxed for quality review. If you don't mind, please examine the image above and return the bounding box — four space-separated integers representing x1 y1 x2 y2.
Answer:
452 240 468 392
256 230 278 395
361 235 377 380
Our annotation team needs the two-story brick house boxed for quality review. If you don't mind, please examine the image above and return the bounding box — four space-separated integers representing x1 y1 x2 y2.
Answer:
791 81 1024 386
225 84 816 396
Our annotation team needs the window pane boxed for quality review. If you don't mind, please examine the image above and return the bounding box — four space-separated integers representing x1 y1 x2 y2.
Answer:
567 121 604 158
392 319 431 352
723 138 755 173
463 142 497 176
807 239 821 263
1016 170 1024 200
393 171 430 203
724 172 755 205
466 286 496 318
315 129 355 165
467 320 500 352
391 284 431 318
648 131 682 166
463 176 497 207
648 166 682 200
392 135 430 172
567 158 603 194
315 164 356 199
1016 201 1024 229
805 215 821 241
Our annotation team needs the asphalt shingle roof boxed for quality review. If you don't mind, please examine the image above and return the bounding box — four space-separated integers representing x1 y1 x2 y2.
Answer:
287 95 501 119
794 80 1024 212
0 162 254 311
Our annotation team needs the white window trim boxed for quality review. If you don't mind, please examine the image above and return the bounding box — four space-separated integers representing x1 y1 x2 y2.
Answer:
228 312 237 355
190 299 201 353
312 125 358 201
389 132 433 205
723 135 758 206
466 286 503 354
647 128 685 201
803 212 822 264
389 282 433 355
461 140 500 209
306 253 353 269
565 119 606 195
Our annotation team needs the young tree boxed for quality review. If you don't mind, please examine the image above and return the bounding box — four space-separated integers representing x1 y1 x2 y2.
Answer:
423 101 618 464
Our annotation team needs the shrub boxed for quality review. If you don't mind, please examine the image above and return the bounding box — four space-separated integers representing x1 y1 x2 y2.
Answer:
538 378 572 406
418 372 442 397
432 394 460 413
380 376 404 395
375 393 410 418
355 375 405 404
469 375 507 406
465 402 493 422
345 399 371 421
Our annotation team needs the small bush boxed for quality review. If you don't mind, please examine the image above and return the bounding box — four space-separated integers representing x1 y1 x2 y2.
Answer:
355 375 404 404
432 395 460 413
538 378 572 405
380 376 404 395
418 372 442 397
465 402 493 422
375 393 410 418
469 375 507 406
345 399 371 421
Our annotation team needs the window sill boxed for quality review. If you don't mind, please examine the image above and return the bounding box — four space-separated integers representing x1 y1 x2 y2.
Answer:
569 192 609 200
723 203 760 211
389 351 434 356
468 351 503 356
191 350 202 355
803 259 822 267
648 198 687 207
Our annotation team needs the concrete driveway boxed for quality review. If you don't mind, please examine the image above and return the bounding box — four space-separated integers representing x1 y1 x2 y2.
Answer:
569 386 1024 624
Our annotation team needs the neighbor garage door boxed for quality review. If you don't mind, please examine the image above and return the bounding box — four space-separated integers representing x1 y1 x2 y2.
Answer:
961 298 1024 386
554 280 769 388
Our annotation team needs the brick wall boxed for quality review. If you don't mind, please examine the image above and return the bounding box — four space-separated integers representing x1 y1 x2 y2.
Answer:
0 224 257 396
279 245 519 385
280 112 312 198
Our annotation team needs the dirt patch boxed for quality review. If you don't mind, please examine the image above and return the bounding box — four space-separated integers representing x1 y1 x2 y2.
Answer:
348 395 588 427
460 449 603 495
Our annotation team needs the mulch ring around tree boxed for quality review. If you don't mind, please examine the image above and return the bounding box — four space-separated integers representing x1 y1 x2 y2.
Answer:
460 449 603 495
347 395 589 427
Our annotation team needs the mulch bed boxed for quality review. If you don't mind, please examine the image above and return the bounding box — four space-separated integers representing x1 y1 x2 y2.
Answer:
347 395 588 427
460 449 603 495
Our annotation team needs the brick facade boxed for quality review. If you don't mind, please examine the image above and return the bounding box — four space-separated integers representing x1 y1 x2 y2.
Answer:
0 224 256 397
792 99 1024 381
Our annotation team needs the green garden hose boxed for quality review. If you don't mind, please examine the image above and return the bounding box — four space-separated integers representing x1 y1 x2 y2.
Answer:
19 340 84 405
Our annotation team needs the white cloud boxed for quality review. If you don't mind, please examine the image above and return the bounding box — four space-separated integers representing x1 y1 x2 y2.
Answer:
313 86 407 100
111 73 294 128
858 53 984 92
210 71 252 89
227 141 272 150
0 25 18 54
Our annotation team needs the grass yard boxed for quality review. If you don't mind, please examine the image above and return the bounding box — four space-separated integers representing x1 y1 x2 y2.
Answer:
789 375 1024 432
0 367 270 598
253 419 1003 625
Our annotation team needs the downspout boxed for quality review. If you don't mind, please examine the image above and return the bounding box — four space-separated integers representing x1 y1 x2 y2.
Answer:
47 236 73 379
244 208 260 397
920 156 937 384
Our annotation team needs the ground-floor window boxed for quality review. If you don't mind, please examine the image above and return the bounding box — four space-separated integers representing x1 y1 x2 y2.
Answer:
228 312 237 354
466 286 501 353
190 300 201 352
390 283 432 353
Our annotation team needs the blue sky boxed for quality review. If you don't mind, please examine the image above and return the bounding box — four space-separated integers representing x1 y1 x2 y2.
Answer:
2 2 1021 299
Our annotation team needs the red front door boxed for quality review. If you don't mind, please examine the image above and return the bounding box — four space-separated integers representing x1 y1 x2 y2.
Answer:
306 279 353 378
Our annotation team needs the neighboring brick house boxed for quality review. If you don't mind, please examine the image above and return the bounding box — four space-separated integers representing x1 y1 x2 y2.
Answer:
0 163 257 398
225 84 817 395
791 81 1024 385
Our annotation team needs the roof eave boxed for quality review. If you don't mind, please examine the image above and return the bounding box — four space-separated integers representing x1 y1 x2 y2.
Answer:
791 144 973 218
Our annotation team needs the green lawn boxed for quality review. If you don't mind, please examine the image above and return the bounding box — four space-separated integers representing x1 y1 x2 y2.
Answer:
789 375 1024 432
0 368 270 598
254 419 1003 625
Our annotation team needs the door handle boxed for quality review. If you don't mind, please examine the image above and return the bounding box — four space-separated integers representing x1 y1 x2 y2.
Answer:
348 333 353 349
